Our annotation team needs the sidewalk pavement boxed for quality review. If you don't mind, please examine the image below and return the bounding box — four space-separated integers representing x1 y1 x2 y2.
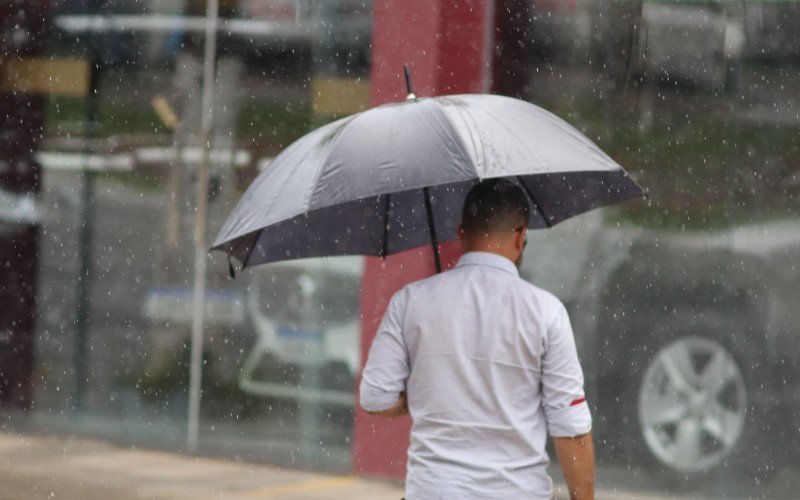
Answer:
0 432 665 500
0 432 401 500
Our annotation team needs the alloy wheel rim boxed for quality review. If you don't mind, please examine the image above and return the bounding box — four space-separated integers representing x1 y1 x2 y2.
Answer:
638 336 747 473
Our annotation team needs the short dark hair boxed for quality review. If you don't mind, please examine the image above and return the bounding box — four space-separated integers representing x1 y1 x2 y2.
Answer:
461 179 529 234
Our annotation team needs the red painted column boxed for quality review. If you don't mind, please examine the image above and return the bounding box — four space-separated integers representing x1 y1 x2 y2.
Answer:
352 0 496 480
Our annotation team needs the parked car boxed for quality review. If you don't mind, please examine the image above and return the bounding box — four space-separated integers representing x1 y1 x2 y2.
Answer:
526 212 795 482
575 1 746 93
235 0 373 72
743 2 800 62
633 2 745 93
51 0 144 66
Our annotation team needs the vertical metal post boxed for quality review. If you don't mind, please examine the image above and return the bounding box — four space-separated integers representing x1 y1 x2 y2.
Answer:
73 1 103 415
187 0 219 452
298 0 341 463
166 119 183 247
298 322 323 463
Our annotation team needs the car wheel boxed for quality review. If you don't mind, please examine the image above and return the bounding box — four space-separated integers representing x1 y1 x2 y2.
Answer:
638 336 746 473
622 315 777 485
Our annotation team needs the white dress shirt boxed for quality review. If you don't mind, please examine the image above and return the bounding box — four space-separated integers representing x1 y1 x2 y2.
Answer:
360 251 592 500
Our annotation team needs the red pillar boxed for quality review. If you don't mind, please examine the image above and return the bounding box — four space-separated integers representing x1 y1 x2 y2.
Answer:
352 0 497 480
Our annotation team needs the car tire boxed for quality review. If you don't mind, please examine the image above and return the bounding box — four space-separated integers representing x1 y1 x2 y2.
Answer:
620 313 777 486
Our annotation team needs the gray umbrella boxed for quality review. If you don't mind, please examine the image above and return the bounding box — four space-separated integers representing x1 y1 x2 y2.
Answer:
212 92 645 273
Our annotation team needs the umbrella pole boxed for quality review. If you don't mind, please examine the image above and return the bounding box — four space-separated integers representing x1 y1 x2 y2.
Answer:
187 0 219 452
423 187 442 274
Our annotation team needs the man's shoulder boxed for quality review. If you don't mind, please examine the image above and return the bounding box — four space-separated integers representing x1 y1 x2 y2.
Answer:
389 275 434 303
386 267 466 307
519 279 561 302
391 272 444 301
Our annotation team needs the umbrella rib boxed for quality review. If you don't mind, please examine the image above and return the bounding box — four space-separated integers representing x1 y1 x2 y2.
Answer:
241 231 260 269
381 193 391 258
515 176 553 228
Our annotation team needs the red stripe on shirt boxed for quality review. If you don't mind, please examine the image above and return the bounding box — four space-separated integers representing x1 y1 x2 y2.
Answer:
570 397 586 407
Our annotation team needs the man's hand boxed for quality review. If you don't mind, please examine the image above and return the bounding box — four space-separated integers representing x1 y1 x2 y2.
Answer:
365 392 408 418
553 432 595 500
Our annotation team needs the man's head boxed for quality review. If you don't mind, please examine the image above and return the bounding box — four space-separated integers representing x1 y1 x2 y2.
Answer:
458 179 530 268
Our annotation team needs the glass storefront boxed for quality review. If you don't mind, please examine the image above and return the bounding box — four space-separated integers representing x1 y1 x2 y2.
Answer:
29 0 372 472
3 0 799 496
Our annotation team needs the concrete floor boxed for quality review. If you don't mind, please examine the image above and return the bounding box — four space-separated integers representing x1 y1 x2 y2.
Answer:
0 431 697 500
0 432 402 500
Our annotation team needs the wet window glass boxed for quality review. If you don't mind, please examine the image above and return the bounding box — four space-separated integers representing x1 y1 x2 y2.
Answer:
1 1 798 497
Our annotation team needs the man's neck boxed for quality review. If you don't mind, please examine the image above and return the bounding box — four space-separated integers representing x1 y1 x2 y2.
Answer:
463 245 518 265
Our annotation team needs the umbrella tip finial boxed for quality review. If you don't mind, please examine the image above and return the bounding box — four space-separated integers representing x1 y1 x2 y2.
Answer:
404 64 416 100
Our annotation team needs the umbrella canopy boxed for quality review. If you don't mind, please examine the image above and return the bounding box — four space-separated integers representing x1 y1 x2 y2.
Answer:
212 93 645 270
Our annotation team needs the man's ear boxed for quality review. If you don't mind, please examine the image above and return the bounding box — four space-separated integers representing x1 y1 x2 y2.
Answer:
516 228 527 253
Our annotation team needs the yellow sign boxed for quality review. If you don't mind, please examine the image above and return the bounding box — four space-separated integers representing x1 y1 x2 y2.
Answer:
1 58 90 97
312 77 371 117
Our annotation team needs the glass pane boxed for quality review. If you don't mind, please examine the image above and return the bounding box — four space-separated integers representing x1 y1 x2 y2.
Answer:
519 1 799 496
30 0 373 472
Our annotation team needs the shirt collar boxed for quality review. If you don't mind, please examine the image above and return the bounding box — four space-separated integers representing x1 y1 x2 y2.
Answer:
455 251 519 277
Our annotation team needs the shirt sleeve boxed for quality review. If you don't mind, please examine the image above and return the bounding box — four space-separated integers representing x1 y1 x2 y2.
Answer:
359 288 411 412
541 302 592 438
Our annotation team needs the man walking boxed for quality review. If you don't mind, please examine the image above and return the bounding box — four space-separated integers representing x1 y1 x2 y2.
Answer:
359 179 595 500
